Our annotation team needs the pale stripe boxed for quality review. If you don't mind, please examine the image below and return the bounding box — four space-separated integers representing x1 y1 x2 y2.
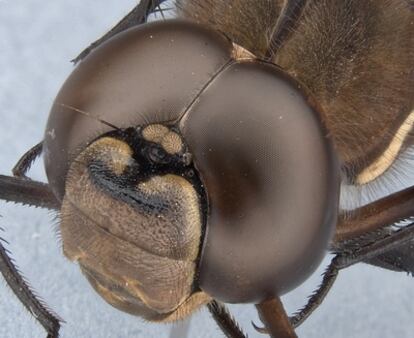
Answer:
357 109 414 185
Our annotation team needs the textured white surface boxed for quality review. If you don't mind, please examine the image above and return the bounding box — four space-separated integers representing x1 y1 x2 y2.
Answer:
0 1 413 337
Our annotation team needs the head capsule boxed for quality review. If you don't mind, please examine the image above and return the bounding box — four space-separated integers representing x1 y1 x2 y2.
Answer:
44 19 339 318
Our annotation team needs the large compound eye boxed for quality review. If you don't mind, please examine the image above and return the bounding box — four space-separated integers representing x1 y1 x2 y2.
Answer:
180 61 340 303
43 18 339 317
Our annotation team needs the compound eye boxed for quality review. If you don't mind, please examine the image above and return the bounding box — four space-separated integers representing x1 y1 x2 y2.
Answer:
180 61 340 303
147 145 169 164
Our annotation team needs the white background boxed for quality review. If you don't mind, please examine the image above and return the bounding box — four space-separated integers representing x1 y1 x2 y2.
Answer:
0 1 413 337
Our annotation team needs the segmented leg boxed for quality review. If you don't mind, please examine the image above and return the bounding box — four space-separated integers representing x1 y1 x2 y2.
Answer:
2 150 60 336
207 300 247 338
335 185 414 242
72 0 168 63
0 175 59 210
251 186 414 331
256 298 297 338
0 232 61 337
335 186 414 274
12 141 43 179
290 221 414 328
289 257 339 328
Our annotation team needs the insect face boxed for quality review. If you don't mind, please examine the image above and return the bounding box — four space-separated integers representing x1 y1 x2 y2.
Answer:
60 126 210 321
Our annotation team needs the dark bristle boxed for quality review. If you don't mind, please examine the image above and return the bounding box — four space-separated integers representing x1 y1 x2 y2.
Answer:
0 232 62 335
207 300 247 338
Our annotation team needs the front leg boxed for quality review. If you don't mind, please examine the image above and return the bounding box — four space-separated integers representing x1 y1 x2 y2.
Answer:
12 142 43 179
288 185 414 328
256 298 297 338
0 226 61 338
0 175 59 210
335 185 414 274
335 185 414 242
0 172 61 336
207 300 247 338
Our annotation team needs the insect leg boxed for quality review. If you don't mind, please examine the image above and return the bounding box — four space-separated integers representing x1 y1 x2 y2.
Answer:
335 185 414 242
289 257 339 328
12 141 43 179
334 186 414 274
336 221 414 268
290 221 414 328
0 175 59 210
0 232 61 338
207 300 247 338
72 0 168 63
255 297 298 338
